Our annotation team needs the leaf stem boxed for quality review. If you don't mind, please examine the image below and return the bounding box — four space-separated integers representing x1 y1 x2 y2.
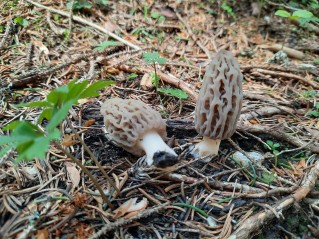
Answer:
54 142 114 209
66 118 120 195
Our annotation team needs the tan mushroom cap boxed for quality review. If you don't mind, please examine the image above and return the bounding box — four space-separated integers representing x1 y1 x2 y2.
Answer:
100 98 167 156
195 50 243 139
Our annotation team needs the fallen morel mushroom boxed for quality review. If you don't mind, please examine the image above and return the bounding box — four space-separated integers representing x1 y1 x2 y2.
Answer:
100 98 178 167
191 49 243 158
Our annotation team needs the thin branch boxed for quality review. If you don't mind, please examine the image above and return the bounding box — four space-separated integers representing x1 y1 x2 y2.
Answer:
25 0 141 50
53 142 114 209
66 118 120 195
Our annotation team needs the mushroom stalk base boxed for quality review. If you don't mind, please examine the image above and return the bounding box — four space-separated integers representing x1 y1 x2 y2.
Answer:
138 131 177 166
191 137 221 159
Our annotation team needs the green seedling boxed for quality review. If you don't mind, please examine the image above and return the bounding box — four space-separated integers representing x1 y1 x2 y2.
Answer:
266 140 281 166
127 73 138 80
13 16 28 26
151 11 166 23
302 90 317 98
157 87 188 99
275 9 319 48
143 51 167 92
94 40 119 51
221 2 236 19
307 103 319 118
67 0 92 11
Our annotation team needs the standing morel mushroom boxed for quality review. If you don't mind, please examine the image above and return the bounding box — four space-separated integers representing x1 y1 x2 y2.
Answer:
191 49 243 158
100 98 178 167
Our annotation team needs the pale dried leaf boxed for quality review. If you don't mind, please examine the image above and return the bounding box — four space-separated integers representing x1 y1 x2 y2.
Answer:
124 198 148 219
36 229 49 239
140 73 154 90
33 39 49 55
65 163 81 187
61 134 78 147
114 198 135 219
83 119 95 127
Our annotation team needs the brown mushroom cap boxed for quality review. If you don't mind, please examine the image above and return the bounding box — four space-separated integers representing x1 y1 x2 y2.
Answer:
195 50 243 139
100 98 167 156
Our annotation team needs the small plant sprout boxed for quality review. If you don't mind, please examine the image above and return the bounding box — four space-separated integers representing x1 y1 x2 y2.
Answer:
100 98 178 168
143 51 167 92
275 9 318 48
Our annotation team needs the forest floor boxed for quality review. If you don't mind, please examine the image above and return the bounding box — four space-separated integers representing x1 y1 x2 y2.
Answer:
1 1 319 238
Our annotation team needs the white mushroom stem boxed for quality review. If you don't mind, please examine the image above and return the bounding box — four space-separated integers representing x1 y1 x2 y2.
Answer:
192 137 221 158
138 130 177 166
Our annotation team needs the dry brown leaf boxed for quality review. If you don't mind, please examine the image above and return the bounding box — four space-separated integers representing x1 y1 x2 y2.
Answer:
33 39 49 55
103 21 118 32
114 198 135 219
140 73 154 90
124 198 148 219
65 162 81 188
36 229 49 239
114 197 148 219
61 134 78 147
78 98 93 105
83 119 95 127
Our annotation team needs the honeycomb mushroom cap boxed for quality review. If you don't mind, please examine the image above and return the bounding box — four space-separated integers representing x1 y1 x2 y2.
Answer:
100 98 167 156
195 50 243 139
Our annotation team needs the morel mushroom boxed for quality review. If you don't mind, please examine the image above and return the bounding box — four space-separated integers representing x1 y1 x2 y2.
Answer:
100 98 178 167
191 49 243 158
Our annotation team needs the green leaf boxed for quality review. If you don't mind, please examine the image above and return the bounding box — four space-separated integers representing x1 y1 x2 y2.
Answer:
14 16 28 26
275 10 291 18
127 73 138 80
273 143 280 148
292 10 313 19
158 15 166 23
47 85 69 104
16 101 52 108
307 110 319 117
67 1 92 10
38 108 53 123
157 88 189 99
151 12 160 19
261 172 276 184
15 128 60 163
266 140 274 147
96 0 108 6
66 80 89 102
0 135 30 145
79 81 114 99
173 203 209 218
143 52 167 65
273 149 280 155
46 101 74 132
94 41 119 51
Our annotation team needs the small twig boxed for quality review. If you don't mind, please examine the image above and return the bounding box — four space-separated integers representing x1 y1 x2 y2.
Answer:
53 142 114 209
66 118 120 195
0 18 13 50
175 11 212 59
68 0 75 33
88 203 169 238
254 68 319 89
229 160 319 239
25 0 140 50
